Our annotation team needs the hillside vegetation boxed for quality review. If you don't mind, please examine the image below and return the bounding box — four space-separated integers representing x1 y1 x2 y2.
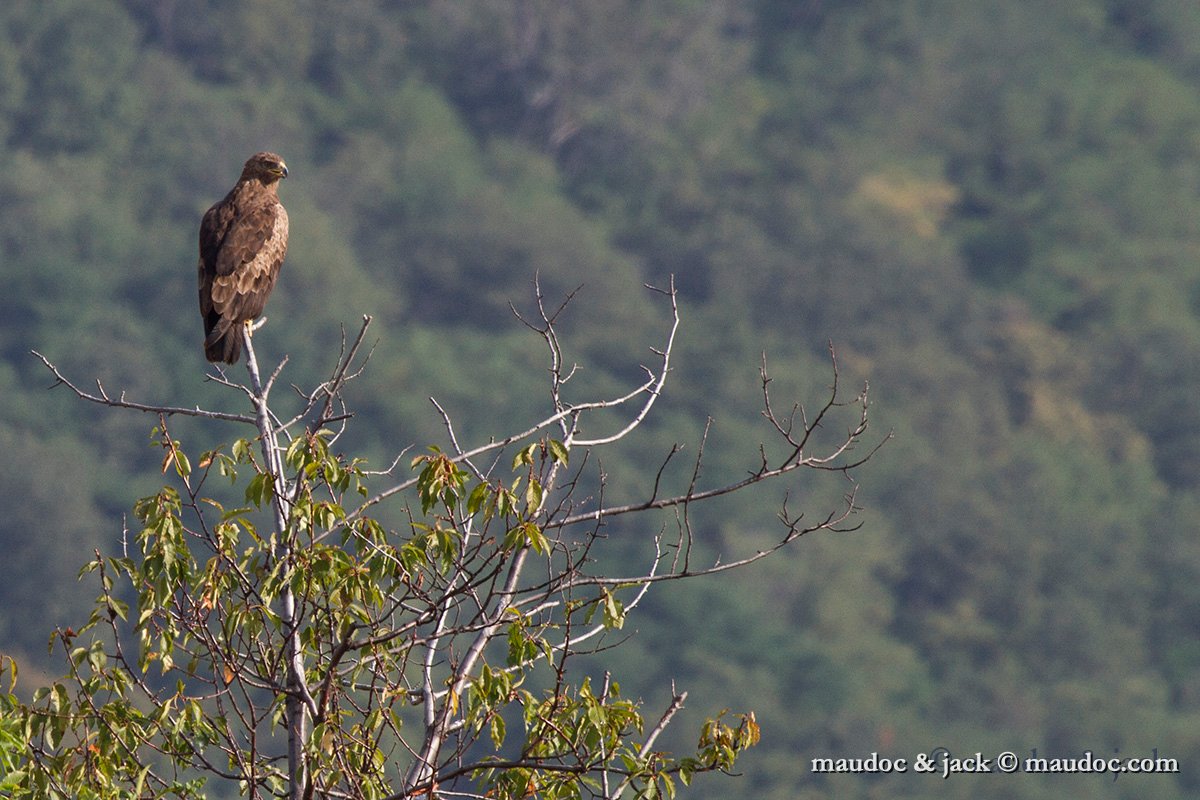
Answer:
2 1 1199 796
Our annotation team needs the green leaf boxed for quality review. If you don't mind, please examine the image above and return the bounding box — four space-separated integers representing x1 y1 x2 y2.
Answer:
490 713 506 749
52 684 69 714
0 655 16 692
172 449 192 478
525 477 543 512
213 451 238 482
512 442 538 469
285 435 309 470
133 764 151 795
245 473 275 508
232 438 253 463
467 481 491 517
601 589 625 630
108 598 129 622
86 641 107 672
504 521 548 554
412 450 467 514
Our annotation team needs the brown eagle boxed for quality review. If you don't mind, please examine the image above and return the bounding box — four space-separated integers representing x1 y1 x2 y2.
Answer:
198 151 289 364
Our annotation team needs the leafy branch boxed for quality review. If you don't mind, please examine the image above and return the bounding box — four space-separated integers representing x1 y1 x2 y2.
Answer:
5 280 881 799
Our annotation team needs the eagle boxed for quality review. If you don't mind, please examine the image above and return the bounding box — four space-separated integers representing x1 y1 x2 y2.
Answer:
198 151 289 364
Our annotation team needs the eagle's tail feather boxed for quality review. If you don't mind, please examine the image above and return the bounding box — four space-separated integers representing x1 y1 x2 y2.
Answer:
204 318 244 364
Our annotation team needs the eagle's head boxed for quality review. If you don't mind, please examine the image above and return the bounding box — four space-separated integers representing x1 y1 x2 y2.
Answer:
241 152 289 183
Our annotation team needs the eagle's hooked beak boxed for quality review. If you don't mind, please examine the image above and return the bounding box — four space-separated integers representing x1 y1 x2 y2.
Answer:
277 163 289 179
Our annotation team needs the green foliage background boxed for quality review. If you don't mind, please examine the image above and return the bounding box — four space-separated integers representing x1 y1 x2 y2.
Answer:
2 1 1200 796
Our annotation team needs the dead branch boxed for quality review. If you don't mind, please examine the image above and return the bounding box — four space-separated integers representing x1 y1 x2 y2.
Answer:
32 350 256 424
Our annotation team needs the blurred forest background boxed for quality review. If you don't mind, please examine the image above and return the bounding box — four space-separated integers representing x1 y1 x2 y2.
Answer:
2 1 1200 797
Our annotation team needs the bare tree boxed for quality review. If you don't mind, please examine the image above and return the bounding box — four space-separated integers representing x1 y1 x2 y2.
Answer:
6 279 881 799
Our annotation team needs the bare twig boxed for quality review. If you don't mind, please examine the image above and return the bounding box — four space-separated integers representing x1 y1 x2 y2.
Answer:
32 350 256 424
